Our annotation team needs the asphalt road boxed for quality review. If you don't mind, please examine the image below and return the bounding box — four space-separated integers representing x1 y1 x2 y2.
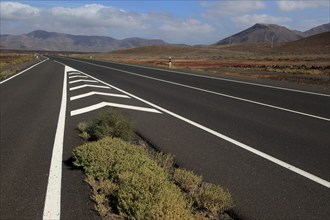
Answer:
1 56 329 220
0 59 98 220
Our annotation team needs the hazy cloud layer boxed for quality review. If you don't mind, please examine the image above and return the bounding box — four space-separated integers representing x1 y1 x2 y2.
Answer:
232 14 292 28
1 1 39 20
201 0 266 17
0 1 215 44
0 1 328 45
277 0 329 11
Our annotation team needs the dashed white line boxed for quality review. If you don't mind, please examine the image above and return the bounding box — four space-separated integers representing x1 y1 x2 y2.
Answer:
69 84 111 91
70 102 162 116
69 79 98 84
43 64 67 220
70 91 130 101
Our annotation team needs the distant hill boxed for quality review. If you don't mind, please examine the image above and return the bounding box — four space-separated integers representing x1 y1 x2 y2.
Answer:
279 31 330 51
215 23 304 45
0 30 167 52
215 23 330 45
304 23 330 37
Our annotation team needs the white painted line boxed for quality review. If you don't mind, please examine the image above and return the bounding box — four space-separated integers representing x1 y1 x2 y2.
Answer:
67 59 330 122
70 91 130 100
68 72 82 76
69 84 111 91
43 65 67 219
0 58 49 84
68 75 88 79
70 102 162 116
69 79 97 84
95 59 330 97
77 68 330 189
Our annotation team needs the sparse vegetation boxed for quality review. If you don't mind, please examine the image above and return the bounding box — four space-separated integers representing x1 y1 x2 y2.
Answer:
0 52 39 81
73 109 234 219
70 33 330 87
195 183 233 217
174 168 203 195
77 110 134 142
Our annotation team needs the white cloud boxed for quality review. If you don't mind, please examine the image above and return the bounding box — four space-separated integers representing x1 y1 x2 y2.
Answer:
231 14 292 28
158 18 214 33
288 18 330 31
155 18 215 44
201 0 266 17
0 1 214 45
46 4 145 29
0 1 40 20
277 0 329 11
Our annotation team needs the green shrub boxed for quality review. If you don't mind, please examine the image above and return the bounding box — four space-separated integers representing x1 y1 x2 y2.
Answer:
73 137 193 219
77 121 88 132
151 151 175 176
174 168 203 195
73 111 234 219
81 110 134 141
195 183 234 216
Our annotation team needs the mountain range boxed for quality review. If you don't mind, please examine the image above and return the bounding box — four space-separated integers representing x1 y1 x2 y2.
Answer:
1 23 329 52
215 23 330 45
0 30 167 52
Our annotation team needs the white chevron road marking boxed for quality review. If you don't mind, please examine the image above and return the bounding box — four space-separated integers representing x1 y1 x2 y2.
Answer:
70 102 162 116
70 91 130 100
69 84 111 91
69 79 98 84
68 75 89 79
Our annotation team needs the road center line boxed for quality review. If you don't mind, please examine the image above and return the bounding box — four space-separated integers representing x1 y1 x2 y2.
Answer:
68 66 329 188
96 59 330 97
43 65 67 220
68 58 330 122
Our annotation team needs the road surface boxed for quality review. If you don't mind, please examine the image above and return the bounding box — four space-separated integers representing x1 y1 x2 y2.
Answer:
1 56 329 219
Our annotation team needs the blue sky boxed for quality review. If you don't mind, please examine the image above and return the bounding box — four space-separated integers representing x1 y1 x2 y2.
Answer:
1 1 329 45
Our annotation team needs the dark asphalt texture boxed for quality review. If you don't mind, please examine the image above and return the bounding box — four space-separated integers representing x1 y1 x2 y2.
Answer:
1 56 329 220
0 60 98 220
51 56 330 220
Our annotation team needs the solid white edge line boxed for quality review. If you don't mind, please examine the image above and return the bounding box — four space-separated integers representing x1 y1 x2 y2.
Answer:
70 91 130 100
0 58 49 84
70 102 162 116
43 65 67 219
69 84 111 91
69 79 97 84
78 58 330 97
67 58 330 122
68 66 329 189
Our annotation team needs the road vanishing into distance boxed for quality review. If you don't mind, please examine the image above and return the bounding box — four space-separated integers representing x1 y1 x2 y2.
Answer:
1 56 329 220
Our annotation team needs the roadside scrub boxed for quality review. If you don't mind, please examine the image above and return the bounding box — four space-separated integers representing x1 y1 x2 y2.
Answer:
73 110 234 219
0 53 38 81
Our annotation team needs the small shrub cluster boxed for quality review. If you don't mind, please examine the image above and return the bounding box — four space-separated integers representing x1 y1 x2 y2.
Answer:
77 110 134 141
174 168 233 217
73 137 193 219
73 109 234 219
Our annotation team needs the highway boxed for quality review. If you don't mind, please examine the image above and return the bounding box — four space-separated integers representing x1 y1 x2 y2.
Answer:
1 56 329 219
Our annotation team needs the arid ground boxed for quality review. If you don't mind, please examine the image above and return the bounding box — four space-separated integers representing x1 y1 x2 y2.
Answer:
70 32 330 88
